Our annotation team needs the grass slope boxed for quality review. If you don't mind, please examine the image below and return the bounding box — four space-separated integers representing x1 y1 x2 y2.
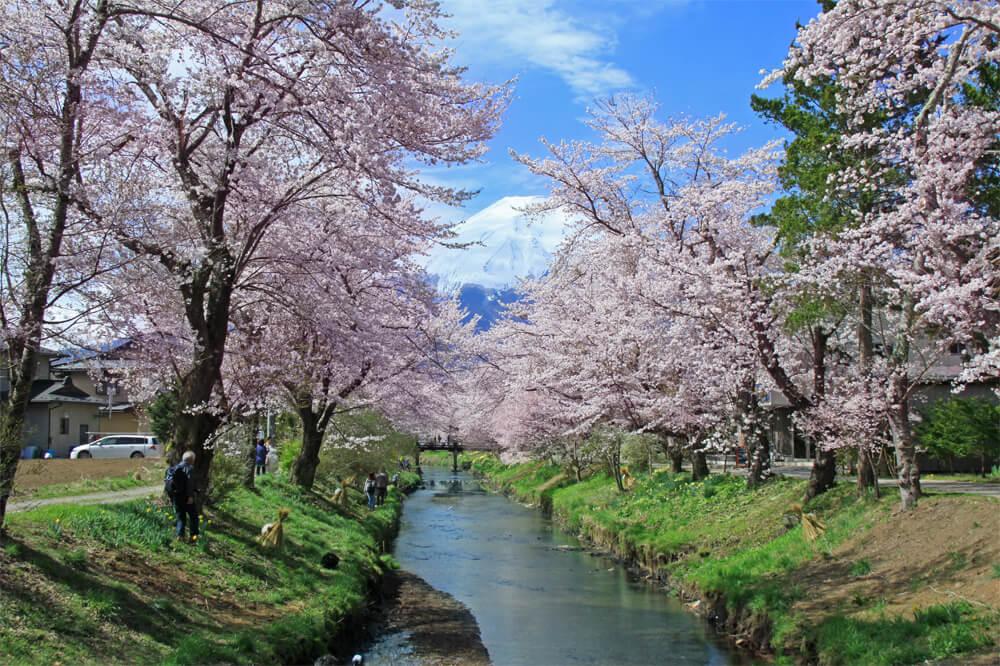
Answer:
466 454 999 666
1 475 414 665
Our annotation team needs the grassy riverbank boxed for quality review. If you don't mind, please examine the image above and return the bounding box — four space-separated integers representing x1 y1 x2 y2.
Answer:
0 473 418 665
459 454 999 665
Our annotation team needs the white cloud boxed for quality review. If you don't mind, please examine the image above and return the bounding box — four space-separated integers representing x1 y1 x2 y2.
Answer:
442 0 635 97
422 195 573 289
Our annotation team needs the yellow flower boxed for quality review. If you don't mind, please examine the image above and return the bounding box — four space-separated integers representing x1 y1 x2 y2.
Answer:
54 518 60 524
192 536 198 541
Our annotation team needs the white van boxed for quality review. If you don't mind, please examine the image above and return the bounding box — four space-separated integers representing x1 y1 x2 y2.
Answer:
70 435 162 459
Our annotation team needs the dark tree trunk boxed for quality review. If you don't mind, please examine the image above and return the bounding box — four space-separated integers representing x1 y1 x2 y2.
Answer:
889 299 919 510
805 327 837 501
857 448 879 496
805 449 837 502
671 451 684 473
242 415 260 490
290 401 330 490
691 448 709 481
608 443 625 492
855 281 877 494
747 430 771 489
0 343 38 533
291 423 325 490
889 370 920 510
173 347 226 509
287 364 369 491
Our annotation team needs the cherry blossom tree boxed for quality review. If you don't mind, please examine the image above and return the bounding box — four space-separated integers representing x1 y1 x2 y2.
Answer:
70 0 509 496
770 0 1000 508
0 0 143 530
510 98 824 488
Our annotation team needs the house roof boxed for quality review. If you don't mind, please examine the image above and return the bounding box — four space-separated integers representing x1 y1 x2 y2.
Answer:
53 358 138 372
52 338 134 367
29 378 105 405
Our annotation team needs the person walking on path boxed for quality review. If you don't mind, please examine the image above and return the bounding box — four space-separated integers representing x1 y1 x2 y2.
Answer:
255 439 269 476
364 472 377 510
167 451 199 542
375 470 389 506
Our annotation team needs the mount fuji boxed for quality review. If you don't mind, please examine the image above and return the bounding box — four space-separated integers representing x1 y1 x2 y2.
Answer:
423 196 571 330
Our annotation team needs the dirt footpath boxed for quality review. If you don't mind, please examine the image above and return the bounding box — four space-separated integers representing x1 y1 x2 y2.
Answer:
14 459 163 492
377 571 490 666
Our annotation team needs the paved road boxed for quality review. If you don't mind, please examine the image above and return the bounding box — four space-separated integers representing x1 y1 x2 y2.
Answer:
711 463 1000 498
7 484 162 514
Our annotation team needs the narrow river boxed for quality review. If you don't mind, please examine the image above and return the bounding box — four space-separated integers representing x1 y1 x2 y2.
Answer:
364 468 743 665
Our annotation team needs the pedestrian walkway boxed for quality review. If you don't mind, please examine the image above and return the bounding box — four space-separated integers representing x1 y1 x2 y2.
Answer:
707 461 1000 498
7 484 162 514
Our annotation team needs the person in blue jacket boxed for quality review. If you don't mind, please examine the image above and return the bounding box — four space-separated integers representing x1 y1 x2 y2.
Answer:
255 439 268 476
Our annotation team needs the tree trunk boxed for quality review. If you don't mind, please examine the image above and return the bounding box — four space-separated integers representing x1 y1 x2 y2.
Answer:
889 370 920 510
0 343 37 532
804 327 837 500
857 448 879 497
291 409 325 490
855 281 877 492
805 448 837 501
657 432 685 473
173 360 224 509
737 380 771 489
242 416 259 490
747 429 771 489
608 445 625 492
691 448 709 481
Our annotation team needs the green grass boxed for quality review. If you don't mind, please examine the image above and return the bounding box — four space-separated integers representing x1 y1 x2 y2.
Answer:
467 454 998 665
921 473 1000 484
814 602 994 665
849 559 872 577
1 475 404 665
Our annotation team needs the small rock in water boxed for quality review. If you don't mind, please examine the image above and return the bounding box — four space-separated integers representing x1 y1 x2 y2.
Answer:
352 655 364 666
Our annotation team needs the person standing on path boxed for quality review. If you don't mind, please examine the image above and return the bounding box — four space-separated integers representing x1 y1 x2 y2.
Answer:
364 472 377 510
255 439 269 476
168 451 199 542
375 470 389 506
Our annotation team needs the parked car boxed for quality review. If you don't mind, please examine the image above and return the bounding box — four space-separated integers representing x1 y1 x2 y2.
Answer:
70 435 161 459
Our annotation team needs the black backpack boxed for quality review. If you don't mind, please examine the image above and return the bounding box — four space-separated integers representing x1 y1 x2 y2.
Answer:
164 463 182 497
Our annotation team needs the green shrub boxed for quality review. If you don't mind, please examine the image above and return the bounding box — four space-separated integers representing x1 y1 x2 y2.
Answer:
62 547 88 569
849 559 871 577
916 397 1000 473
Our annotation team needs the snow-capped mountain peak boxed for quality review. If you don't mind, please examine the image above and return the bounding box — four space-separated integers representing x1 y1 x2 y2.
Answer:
424 195 571 290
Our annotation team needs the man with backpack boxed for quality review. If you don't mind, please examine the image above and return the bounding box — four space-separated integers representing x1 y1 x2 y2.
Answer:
375 469 389 506
165 451 199 542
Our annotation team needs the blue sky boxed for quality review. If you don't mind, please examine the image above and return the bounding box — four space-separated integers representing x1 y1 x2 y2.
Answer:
421 0 823 285
424 0 819 288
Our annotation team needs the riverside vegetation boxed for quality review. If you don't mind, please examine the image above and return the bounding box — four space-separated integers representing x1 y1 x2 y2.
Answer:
452 453 999 666
0 467 420 665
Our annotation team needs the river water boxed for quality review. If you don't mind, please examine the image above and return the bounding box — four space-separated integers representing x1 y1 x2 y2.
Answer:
366 467 742 666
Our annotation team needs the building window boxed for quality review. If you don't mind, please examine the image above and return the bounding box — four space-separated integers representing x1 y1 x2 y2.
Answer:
59 415 70 435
